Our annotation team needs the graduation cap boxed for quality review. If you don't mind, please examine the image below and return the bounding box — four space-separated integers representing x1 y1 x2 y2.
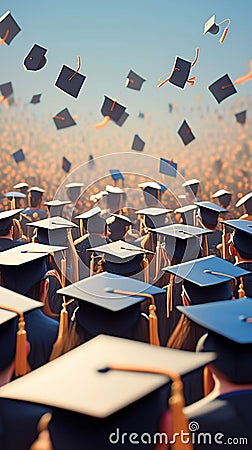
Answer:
105 185 125 213
0 208 23 231
159 157 177 178
138 181 166 199
195 201 227 228
13 182 29 192
208 74 237 104
178 120 195 146
182 179 200 195
62 156 71 173
4 192 25 210
27 216 78 245
44 200 71 218
53 108 77 130
12 148 25 163
23 44 47 71
0 10 21 45
115 111 129 127
223 219 252 259
0 82 13 100
75 207 106 235
163 255 249 305
174 205 198 226
136 207 171 229
0 286 43 375
95 96 126 129
235 192 252 215
109 169 124 182
65 182 84 203
157 48 199 89
131 134 145 152
235 110 247 125
179 297 252 384
203 14 230 43
30 94 41 104
126 70 146 91
55 57 86 98
106 214 132 240
0 242 66 295
27 186 45 206
212 189 232 208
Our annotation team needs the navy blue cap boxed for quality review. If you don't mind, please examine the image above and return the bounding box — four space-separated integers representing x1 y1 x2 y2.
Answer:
12 148 25 163
159 157 177 178
235 110 247 125
136 207 171 229
174 205 198 226
126 70 146 91
55 63 86 98
131 134 145 151
100 96 126 123
27 216 78 245
212 189 232 208
75 207 106 234
106 214 132 241
62 156 71 173
178 120 195 146
109 169 124 182
30 94 41 104
87 240 150 263
208 74 237 104
223 219 252 258
151 223 211 239
115 111 129 127
23 44 47 71
204 14 220 35
195 201 227 228
44 200 71 218
0 10 21 45
169 56 191 89
235 192 252 214
0 82 13 99
53 108 77 130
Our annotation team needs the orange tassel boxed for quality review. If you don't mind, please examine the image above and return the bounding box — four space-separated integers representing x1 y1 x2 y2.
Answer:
238 277 245 298
90 252 95 276
203 365 214 396
49 297 75 361
166 274 174 318
0 29 9 45
219 26 228 43
30 413 53 450
94 116 110 129
15 317 28 377
143 252 149 283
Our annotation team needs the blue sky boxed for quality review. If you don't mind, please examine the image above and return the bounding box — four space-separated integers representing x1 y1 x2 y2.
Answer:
1 0 252 125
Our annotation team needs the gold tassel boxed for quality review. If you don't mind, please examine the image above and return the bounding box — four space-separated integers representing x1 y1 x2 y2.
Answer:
60 255 67 287
49 297 75 361
104 365 192 450
203 366 214 396
108 289 160 346
30 413 53 450
143 252 149 283
154 240 162 281
10 196 16 210
238 277 245 298
90 251 95 276
166 274 174 318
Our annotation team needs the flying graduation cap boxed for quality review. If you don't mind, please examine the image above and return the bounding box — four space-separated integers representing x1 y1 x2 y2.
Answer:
235 110 247 125
0 10 21 45
109 169 124 182
30 94 41 104
62 156 71 173
53 108 76 130
0 82 13 104
208 74 237 104
55 56 86 98
159 157 177 177
95 96 127 129
12 148 25 163
177 120 195 145
131 134 145 151
125 70 146 91
23 44 47 71
157 47 199 89
204 14 231 44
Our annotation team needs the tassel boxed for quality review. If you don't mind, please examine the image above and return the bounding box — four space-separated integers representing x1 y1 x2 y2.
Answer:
203 366 214 396
166 274 174 318
0 29 9 45
30 413 53 450
49 297 75 361
15 316 28 377
60 256 67 287
90 251 95 276
94 115 111 129
154 240 162 281
219 26 228 43
143 252 149 283
238 277 245 298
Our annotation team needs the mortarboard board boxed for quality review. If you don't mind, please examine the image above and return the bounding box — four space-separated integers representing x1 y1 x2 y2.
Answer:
4 192 26 209
136 207 171 229
179 297 252 384
13 182 28 190
195 201 227 228
0 286 43 372
115 111 129 127
157 48 199 89
109 169 124 182
0 10 21 45
23 44 47 71
174 204 198 226
178 120 195 146
126 70 146 91
44 200 71 218
0 242 66 295
131 134 145 152
105 185 124 195
212 189 231 208
12 148 25 163
203 15 230 43
95 96 126 129
55 58 86 98
182 179 200 195
75 207 106 234
0 333 215 419
27 216 78 246
53 108 76 130
30 94 41 104
0 208 23 222
235 110 247 125
87 240 150 264
106 214 132 240
138 181 166 194
62 156 71 173
27 186 45 202
65 182 84 203
223 219 252 259
0 82 13 100
235 192 252 214
208 74 237 104
159 157 177 178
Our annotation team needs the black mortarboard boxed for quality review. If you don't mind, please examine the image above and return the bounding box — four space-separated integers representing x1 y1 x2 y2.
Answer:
208 74 237 104
75 207 106 234
105 185 125 213
131 134 145 151
236 192 252 214
223 219 252 258
195 201 227 228
53 108 76 130
179 298 252 384
235 110 247 125
136 207 171 229
126 70 146 91
182 179 200 196
13 182 29 192
174 205 198 226
44 200 71 218
65 182 84 203
55 63 86 98
0 242 66 295
27 216 78 246
30 94 41 104
87 240 147 264
168 56 191 88
106 214 132 240
27 186 45 204
0 82 13 99
23 44 47 71
100 96 126 123
0 208 23 222
138 182 166 196
62 156 71 173
109 169 124 182
115 111 129 127
212 189 232 208
0 10 21 45
12 148 25 163
177 120 195 145
159 157 177 178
